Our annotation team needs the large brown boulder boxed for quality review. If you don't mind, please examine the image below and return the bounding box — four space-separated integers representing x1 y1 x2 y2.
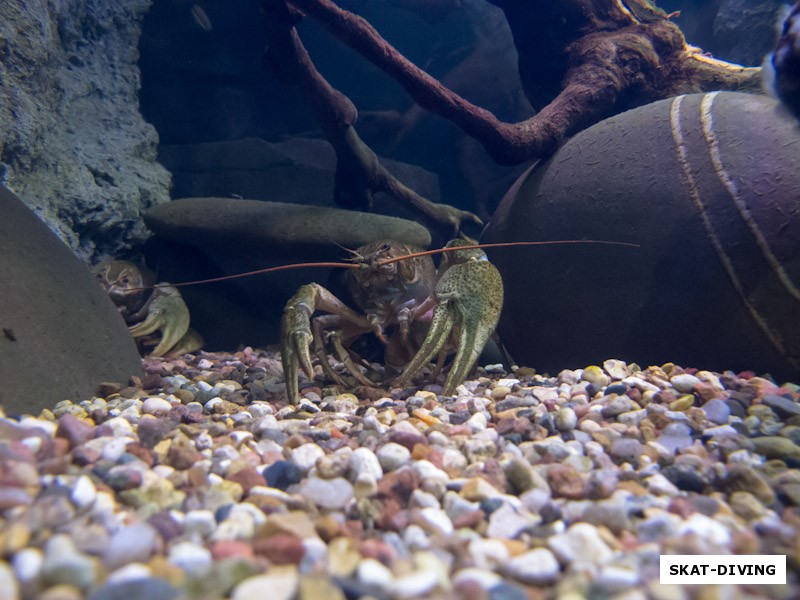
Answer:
483 92 800 380
0 186 143 415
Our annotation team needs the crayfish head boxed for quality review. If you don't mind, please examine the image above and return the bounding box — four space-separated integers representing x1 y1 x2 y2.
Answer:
347 241 407 289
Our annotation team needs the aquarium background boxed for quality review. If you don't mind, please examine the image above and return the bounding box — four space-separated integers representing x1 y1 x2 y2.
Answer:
1 2 800 599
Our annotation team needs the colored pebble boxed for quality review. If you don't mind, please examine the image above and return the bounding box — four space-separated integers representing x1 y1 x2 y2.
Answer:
0 348 798 598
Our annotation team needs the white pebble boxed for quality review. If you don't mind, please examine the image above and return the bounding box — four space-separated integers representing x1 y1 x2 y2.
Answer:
603 359 631 380
211 511 256 542
12 548 42 582
357 558 394 592
402 524 431 550
392 567 439 599
677 513 731 546
349 448 383 482
103 416 134 436
412 460 449 486
506 547 560 585
646 473 680 497
230 431 254 448
168 541 212 577
595 564 640 589
440 448 468 472
104 523 158 569
556 407 577 431
107 562 152 584
20 436 42 454
468 538 510 570
376 442 411 472
669 374 701 393
487 503 540 539
291 443 326 473
184 510 217 540
18 417 58 435
410 489 440 509
101 437 132 462
299 477 354 510
0 561 18 600
622 376 661 393
203 397 225 411
248 403 273 418
418 507 454 536
467 411 487 433
142 397 172 414
548 523 615 566
453 567 502 589
70 475 97 511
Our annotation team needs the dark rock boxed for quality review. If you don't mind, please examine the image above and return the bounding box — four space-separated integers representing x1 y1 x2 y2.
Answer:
725 399 747 419
605 383 628 395
479 497 504 516
137 418 174 449
762 394 800 418
141 373 166 391
483 92 800 381
263 460 303 491
448 411 471 425
662 465 708 493
713 0 785 66
0 186 143 415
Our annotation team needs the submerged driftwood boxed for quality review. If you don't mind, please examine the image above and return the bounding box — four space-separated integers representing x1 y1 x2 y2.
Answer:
260 0 761 232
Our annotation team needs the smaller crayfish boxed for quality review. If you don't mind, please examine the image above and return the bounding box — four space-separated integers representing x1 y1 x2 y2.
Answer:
95 260 203 357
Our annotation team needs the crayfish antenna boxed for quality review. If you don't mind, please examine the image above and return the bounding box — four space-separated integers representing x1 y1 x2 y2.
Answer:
335 242 367 263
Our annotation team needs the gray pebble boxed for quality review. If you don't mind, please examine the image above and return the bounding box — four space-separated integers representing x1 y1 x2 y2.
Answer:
104 523 158 569
701 398 730 425
41 534 96 590
762 394 800 418
504 548 560 585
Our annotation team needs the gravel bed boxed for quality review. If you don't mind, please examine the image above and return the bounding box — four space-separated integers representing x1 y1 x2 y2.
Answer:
1 348 799 599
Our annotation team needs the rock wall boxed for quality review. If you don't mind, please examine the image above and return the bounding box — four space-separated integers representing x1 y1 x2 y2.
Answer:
0 0 171 263
714 0 786 66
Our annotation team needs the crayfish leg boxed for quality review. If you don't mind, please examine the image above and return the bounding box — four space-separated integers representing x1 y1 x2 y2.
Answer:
396 299 455 389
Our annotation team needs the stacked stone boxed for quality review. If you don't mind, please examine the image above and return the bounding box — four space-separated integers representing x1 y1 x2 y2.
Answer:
0 349 798 599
